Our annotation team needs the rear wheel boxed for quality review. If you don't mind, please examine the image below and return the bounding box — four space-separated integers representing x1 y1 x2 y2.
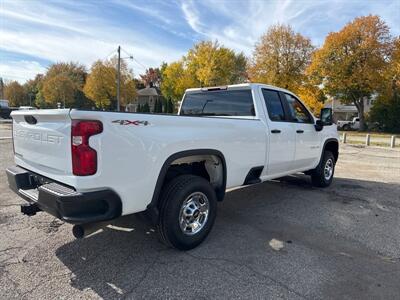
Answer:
311 151 335 187
343 124 350 131
157 175 217 250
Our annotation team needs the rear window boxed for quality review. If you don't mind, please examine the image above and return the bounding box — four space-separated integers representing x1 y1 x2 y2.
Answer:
180 90 255 116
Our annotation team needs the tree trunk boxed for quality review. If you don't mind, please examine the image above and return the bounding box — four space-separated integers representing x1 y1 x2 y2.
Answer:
354 98 366 131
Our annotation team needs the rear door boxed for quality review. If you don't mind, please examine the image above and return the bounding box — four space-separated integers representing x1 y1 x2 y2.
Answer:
261 89 296 176
282 93 320 170
12 109 72 176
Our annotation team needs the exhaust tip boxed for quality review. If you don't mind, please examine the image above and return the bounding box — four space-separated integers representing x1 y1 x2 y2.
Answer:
72 221 108 239
72 225 84 239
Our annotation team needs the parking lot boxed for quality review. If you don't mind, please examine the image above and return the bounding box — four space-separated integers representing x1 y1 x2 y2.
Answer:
1 124 400 299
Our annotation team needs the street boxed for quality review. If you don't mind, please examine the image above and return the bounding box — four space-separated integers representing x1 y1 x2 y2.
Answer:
1 124 400 299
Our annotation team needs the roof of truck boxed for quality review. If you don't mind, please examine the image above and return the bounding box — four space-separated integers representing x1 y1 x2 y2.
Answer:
185 83 294 95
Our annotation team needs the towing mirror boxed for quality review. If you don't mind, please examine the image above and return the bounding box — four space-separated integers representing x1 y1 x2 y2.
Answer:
315 108 333 131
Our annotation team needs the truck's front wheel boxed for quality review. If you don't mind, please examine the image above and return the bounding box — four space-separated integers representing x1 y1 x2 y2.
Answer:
157 175 217 250
311 151 335 187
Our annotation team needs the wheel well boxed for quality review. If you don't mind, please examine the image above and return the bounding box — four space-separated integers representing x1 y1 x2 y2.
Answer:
325 140 339 162
164 154 225 201
147 150 227 222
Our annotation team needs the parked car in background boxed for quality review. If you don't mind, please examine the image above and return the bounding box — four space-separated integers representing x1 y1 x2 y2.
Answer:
0 99 11 119
6 83 339 250
337 117 360 130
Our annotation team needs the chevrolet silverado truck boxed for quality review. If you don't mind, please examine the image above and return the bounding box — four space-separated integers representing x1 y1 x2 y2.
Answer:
6 83 339 250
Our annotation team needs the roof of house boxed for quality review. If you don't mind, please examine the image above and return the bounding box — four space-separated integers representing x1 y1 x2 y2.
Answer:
137 87 160 96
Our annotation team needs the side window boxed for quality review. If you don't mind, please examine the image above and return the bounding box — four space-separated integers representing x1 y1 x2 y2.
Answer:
180 90 255 116
284 94 312 123
262 89 285 121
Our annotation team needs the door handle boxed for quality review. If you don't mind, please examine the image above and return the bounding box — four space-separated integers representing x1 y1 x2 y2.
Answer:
296 130 304 134
271 129 281 134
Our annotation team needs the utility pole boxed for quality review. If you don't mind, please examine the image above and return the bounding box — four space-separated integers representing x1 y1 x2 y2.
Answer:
117 45 121 111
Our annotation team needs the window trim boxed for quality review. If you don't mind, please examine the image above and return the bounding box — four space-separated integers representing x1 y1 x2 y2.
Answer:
261 88 292 123
281 92 314 124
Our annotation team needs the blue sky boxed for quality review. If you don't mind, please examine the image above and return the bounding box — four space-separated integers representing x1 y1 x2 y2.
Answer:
1 0 399 83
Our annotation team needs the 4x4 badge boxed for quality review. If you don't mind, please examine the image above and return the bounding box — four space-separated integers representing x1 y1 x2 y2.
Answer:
112 120 149 126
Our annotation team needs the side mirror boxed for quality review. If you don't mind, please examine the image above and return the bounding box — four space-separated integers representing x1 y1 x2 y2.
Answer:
315 120 323 131
315 108 332 131
320 108 333 125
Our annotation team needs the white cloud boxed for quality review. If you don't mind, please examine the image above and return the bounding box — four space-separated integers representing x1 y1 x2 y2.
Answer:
1 0 399 83
0 0 185 83
0 60 46 82
181 1 202 34
179 0 400 53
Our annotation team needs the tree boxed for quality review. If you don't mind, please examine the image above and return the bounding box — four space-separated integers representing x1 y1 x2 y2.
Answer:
137 103 141 112
140 68 162 87
161 41 247 102
35 90 48 108
4 81 26 107
45 62 86 88
84 60 116 109
296 83 326 115
158 98 163 112
84 58 136 110
369 38 400 132
142 102 150 112
161 61 195 102
153 99 159 113
41 62 88 108
167 98 174 113
248 24 314 91
105 57 136 108
186 41 247 86
307 15 393 130
42 75 75 108
0 77 4 99
24 74 44 107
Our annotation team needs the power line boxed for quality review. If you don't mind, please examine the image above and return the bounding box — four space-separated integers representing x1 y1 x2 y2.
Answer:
120 47 148 70
103 49 118 61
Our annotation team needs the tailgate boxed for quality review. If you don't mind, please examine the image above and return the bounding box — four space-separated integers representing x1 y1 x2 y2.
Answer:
12 109 72 176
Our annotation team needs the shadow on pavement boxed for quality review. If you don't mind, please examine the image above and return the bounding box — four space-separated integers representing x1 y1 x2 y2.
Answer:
56 174 400 299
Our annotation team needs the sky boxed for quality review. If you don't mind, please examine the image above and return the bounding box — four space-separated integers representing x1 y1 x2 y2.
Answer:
1 0 399 83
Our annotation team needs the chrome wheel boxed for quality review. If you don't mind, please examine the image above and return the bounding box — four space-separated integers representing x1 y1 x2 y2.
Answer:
324 158 334 180
179 192 209 235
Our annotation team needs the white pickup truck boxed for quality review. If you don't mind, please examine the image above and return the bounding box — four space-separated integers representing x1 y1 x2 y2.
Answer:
337 117 360 130
6 83 339 250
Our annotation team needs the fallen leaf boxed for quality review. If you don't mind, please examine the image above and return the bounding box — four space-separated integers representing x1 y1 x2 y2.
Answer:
269 239 284 251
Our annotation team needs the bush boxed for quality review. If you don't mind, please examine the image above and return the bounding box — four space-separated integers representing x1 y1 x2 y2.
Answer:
369 95 400 133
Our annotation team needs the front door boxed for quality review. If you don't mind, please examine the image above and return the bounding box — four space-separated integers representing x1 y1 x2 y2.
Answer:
261 89 296 176
283 93 320 170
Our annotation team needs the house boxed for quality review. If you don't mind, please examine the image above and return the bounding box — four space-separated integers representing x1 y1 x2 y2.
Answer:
125 86 164 112
324 96 376 121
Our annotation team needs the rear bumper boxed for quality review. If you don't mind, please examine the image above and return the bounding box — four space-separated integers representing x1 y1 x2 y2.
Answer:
6 166 122 224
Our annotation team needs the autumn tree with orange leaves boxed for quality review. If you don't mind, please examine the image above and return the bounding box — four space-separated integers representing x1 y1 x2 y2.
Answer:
307 15 394 130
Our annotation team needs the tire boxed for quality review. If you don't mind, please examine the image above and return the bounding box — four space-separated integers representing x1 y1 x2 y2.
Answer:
157 175 217 250
311 151 335 187
343 124 350 131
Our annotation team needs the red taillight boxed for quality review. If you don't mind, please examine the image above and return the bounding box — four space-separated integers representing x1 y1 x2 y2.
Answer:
71 120 103 176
